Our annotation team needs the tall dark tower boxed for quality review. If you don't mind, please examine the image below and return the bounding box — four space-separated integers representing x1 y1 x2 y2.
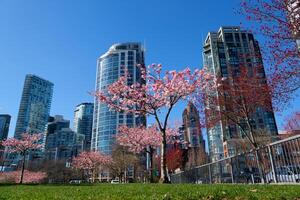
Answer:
203 26 278 161
182 102 207 168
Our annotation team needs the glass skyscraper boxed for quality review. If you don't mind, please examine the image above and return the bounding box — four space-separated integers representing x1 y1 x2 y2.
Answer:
14 74 53 139
73 103 94 150
92 42 146 154
203 26 278 161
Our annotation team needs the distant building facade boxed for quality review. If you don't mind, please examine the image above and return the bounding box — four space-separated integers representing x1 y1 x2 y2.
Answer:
45 115 84 163
92 42 146 154
15 74 53 139
182 102 207 169
0 114 11 161
203 26 278 161
73 103 94 150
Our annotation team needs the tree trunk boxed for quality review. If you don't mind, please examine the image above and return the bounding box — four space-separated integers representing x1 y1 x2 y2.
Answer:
20 153 26 184
254 149 265 183
99 167 102 183
91 169 95 183
243 116 265 183
159 130 169 183
249 129 265 183
148 147 154 183
81 169 84 182
124 166 127 183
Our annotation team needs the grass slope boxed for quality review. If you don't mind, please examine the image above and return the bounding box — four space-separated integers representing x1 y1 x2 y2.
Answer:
0 184 299 200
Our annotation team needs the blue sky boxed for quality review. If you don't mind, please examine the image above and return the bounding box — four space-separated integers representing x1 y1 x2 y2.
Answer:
0 0 299 138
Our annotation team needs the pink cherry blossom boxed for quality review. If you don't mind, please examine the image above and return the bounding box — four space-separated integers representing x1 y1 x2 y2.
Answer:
0 170 46 184
117 126 161 153
1 133 42 154
72 151 112 183
93 64 209 183
117 125 178 154
1 133 43 184
73 151 112 170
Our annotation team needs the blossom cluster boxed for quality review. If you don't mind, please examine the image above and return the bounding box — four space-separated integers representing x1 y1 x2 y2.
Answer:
1 133 42 154
95 64 212 115
72 151 112 170
0 170 46 183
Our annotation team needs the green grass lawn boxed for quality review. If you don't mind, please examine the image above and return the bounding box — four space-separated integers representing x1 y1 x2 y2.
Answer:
0 184 299 200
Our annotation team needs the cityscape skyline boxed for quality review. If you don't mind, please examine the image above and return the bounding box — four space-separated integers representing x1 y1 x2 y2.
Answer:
0 0 299 139
0 0 299 191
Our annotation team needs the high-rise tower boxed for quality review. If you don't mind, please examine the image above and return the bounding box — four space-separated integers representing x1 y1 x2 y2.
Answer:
203 27 278 161
182 102 207 168
92 43 146 154
15 75 53 139
73 103 94 150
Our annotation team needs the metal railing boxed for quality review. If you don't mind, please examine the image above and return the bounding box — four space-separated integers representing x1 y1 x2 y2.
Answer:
170 134 300 184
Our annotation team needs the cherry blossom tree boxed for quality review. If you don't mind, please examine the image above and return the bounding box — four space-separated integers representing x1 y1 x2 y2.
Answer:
283 111 300 131
94 64 210 183
240 0 300 104
72 151 112 183
1 133 42 184
117 125 178 182
117 126 161 154
0 170 46 184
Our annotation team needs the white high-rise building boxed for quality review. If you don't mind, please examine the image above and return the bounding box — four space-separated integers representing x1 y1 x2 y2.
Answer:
92 43 146 154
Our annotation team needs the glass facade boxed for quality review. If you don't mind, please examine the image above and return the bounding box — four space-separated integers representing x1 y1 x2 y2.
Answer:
14 75 53 139
73 103 94 150
92 43 146 154
0 115 11 141
45 115 84 161
203 27 278 161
